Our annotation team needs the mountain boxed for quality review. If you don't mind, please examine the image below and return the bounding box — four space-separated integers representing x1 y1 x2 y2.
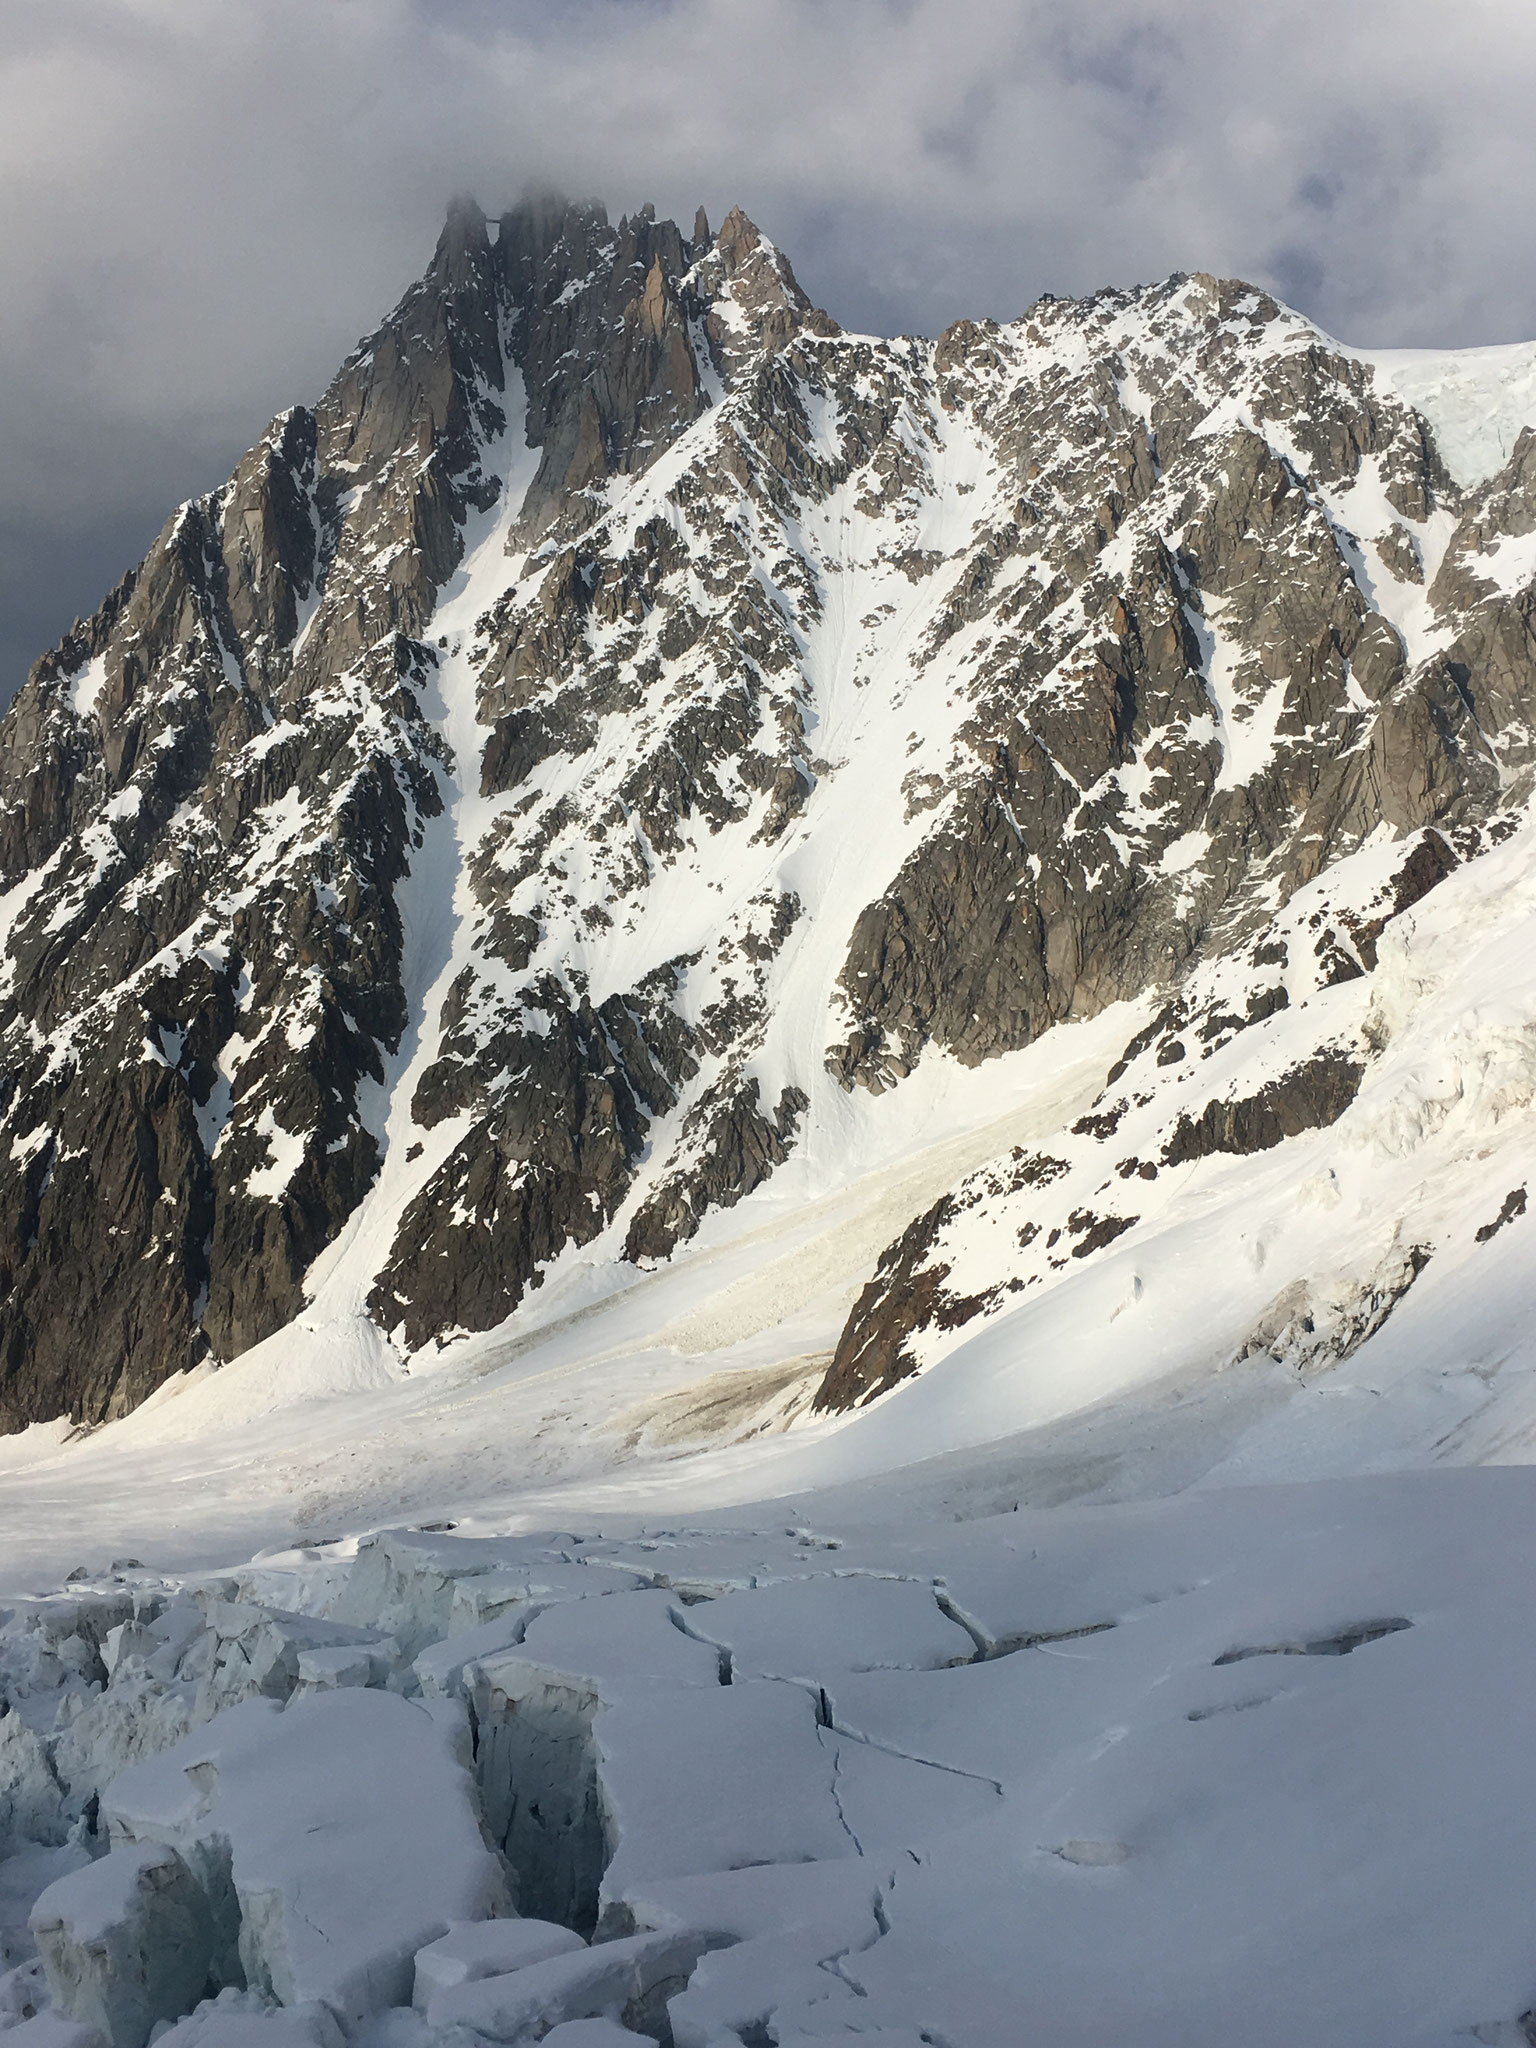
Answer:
7 196 1536 2048
1 191 1534 1446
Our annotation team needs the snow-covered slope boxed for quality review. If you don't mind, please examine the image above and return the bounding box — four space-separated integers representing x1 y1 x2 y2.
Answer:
4 197 1536 1454
0 787 1533 1584
0 189 1531 1551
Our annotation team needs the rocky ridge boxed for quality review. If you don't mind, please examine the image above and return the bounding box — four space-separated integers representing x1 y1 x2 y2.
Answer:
2 194 1536 1429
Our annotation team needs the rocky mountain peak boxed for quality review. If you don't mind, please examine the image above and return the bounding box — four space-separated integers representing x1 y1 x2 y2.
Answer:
0 197 1534 1439
696 202 837 360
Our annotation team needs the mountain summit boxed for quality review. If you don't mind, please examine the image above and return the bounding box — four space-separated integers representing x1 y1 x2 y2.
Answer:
0 195 1532 1435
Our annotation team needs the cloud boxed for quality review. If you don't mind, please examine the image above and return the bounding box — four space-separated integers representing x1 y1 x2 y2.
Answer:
4 0 1536 695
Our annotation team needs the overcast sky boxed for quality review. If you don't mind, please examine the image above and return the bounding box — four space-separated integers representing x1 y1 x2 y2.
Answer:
5 0 1536 700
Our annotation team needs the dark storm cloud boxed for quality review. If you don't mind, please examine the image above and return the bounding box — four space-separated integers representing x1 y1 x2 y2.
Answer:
4 0 1536 698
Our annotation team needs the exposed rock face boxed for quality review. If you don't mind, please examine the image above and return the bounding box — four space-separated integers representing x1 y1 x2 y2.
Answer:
2 203 1536 1430
370 980 692 1352
1476 1186 1528 1244
815 1196 960 1410
623 1078 808 1266
1160 1051 1365 1166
